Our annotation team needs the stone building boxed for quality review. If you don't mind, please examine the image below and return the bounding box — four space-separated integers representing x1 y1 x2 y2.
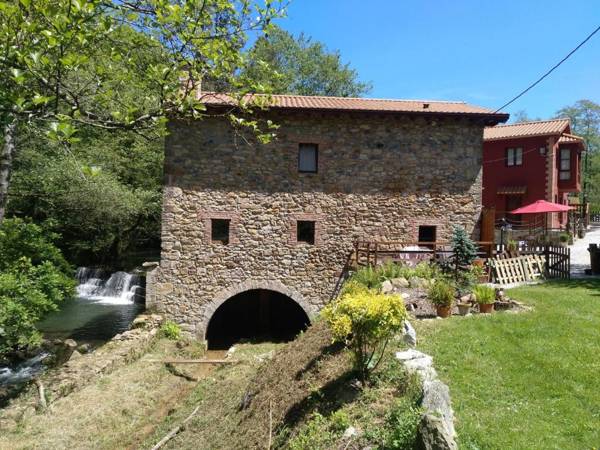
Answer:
147 93 508 346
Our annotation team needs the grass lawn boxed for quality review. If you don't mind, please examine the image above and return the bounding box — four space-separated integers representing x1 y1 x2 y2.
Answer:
416 279 600 450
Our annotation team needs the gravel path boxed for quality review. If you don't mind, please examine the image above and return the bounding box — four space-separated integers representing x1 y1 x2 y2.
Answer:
570 224 600 277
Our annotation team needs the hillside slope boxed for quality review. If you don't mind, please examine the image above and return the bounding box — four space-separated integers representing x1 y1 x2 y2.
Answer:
148 321 421 450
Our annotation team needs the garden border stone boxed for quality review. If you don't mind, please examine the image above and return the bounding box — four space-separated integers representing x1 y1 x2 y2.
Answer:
395 349 457 450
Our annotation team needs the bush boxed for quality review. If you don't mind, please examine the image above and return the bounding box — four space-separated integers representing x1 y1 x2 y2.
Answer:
159 320 181 340
323 290 407 382
412 261 440 280
287 412 337 450
348 261 440 294
348 265 382 290
0 219 75 358
377 261 404 281
472 284 495 305
428 279 456 307
382 399 423 449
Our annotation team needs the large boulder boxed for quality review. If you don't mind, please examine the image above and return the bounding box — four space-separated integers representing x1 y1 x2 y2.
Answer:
422 380 455 438
409 276 427 289
381 280 394 294
417 413 458 450
395 349 436 382
401 321 417 347
391 277 410 288
52 339 78 366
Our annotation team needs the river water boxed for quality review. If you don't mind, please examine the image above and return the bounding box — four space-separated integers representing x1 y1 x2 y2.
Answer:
0 268 145 390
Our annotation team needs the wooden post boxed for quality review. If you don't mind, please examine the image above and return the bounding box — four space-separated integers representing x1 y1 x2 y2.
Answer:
374 242 378 266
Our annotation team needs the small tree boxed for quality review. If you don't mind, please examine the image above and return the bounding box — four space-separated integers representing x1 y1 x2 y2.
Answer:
322 289 407 383
451 225 478 269
450 225 478 294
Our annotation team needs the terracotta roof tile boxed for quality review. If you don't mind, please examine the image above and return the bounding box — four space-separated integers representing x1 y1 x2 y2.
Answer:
558 133 585 145
484 119 570 141
199 92 508 121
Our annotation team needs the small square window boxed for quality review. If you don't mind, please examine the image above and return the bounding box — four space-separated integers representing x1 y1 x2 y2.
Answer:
298 143 318 173
418 225 437 243
297 220 315 245
211 219 230 244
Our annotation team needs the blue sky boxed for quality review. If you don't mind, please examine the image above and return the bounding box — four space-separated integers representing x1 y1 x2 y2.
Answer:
274 0 600 120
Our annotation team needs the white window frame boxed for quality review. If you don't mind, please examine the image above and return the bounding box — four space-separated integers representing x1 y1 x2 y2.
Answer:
559 148 571 180
506 147 523 167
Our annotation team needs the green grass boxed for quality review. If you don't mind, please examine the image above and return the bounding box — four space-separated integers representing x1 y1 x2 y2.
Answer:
416 279 600 450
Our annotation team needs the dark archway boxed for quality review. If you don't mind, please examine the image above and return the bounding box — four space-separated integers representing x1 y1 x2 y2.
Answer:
206 289 310 349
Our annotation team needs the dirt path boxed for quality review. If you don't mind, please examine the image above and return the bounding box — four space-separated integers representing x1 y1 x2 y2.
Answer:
0 341 220 450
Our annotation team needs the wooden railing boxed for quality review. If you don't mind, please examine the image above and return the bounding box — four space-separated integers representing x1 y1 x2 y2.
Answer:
354 241 570 280
353 241 495 267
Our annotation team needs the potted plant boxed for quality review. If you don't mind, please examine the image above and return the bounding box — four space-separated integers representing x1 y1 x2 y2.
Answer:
428 279 456 318
472 284 495 313
456 294 473 316
470 264 489 283
558 232 570 247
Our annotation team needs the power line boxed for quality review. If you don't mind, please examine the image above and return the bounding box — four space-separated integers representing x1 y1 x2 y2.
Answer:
494 24 600 113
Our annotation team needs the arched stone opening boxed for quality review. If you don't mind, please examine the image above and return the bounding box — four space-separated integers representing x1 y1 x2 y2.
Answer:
205 289 310 350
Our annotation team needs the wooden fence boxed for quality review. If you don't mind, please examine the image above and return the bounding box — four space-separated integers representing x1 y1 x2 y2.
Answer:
492 244 570 281
353 241 570 281
489 254 546 284
353 241 495 267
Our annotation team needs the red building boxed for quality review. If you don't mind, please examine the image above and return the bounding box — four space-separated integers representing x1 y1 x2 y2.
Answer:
482 119 586 229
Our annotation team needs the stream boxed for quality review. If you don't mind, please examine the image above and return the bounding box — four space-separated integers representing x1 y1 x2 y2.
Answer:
0 268 145 391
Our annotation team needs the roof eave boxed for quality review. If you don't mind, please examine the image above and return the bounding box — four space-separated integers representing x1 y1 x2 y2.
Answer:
206 104 509 124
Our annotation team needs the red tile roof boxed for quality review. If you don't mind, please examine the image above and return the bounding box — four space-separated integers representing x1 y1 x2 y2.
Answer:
558 133 585 145
199 92 508 121
483 119 570 141
484 119 586 149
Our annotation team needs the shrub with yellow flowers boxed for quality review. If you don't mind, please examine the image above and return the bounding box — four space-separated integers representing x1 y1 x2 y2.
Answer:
322 288 408 382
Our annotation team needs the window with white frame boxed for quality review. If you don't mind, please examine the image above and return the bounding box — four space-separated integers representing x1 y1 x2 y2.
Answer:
559 148 571 180
506 147 523 166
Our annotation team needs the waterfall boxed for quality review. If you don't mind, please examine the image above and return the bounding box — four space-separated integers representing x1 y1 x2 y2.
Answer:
76 267 144 305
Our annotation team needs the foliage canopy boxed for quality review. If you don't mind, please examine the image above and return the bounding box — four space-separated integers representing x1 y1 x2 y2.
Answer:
0 218 75 358
243 25 372 97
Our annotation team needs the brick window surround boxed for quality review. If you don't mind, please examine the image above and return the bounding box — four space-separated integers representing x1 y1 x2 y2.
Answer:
199 211 240 245
289 213 325 246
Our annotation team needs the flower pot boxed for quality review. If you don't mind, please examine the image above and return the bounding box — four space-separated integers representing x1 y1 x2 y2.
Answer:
479 303 494 314
436 305 452 318
472 258 485 268
457 303 471 316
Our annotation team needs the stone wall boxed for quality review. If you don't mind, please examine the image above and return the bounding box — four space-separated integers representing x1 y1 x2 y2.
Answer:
152 111 485 336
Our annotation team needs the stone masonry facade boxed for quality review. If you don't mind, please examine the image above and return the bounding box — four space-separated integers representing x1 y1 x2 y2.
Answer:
150 110 487 337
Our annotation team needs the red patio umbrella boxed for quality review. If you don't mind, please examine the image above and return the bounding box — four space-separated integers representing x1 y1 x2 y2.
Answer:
510 200 574 239
510 199 573 214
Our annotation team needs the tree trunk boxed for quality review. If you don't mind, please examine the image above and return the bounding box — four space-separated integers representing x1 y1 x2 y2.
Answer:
0 117 17 222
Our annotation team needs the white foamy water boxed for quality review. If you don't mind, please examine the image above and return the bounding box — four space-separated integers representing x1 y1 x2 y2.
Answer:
0 352 49 386
75 268 143 305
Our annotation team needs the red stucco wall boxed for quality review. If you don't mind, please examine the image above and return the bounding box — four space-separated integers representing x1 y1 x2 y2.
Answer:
483 136 581 229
